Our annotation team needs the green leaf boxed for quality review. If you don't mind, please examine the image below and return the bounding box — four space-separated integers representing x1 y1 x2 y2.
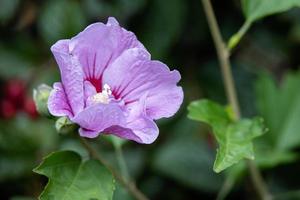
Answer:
113 183 134 200
188 99 265 173
214 118 265 172
242 0 300 23
254 71 300 168
255 72 300 150
188 99 231 129
34 151 115 200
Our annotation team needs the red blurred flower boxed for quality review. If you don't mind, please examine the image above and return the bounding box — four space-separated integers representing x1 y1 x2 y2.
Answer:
23 97 38 119
1 79 39 120
4 79 26 109
0 99 16 119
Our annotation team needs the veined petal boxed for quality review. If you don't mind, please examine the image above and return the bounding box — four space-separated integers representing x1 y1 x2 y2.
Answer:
83 80 97 107
72 103 126 138
48 82 73 118
51 39 84 115
103 48 183 120
68 18 145 84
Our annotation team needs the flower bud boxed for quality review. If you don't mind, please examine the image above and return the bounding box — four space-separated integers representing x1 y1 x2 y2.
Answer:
33 84 52 117
55 116 78 135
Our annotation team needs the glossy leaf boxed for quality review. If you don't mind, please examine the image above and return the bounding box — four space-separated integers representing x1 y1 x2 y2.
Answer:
188 99 265 173
34 151 115 200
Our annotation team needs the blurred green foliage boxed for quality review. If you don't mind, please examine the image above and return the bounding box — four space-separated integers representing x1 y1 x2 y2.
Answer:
152 118 224 192
0 0 20 25
38 0 87 45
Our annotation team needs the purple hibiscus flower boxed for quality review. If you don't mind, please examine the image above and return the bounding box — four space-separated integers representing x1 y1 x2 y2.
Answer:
48 17 183 144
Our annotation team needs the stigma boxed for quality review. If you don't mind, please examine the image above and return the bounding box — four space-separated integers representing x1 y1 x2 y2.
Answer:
91 84 112 104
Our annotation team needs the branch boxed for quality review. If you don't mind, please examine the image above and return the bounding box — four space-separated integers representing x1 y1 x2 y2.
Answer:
201 1 272 200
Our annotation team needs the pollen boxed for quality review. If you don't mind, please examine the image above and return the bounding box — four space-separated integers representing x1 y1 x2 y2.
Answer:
91 84 112 104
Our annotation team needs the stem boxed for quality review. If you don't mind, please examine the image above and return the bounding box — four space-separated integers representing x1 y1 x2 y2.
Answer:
216 176 234 200
247 161 272 200
201 1 272 200
201 0 240 119
115 145 130 182
80 138 149 200
228 20 252 51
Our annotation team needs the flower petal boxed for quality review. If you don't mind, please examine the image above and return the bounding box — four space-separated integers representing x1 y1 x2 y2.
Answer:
104 92 159 144
48 82 73 118
103 48 183 120
107 17 119 26
72 103 126 138
105 117 159 144
78 128 100 138
69 18 145 84
83 80 97 107
51 39 84 115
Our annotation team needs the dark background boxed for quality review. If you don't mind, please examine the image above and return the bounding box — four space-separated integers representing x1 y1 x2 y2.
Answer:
1 0 300 199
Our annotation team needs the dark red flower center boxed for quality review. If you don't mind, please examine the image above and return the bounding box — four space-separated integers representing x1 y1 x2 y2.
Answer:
89 78 102 93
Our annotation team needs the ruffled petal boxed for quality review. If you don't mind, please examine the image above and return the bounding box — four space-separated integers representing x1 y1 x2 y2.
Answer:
72 103 126 138
48 82 73 118
50 39 84 115
102 48 183 120
104 93 159 144
145 76 183 119
104 117 158 144
68 18 145 85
